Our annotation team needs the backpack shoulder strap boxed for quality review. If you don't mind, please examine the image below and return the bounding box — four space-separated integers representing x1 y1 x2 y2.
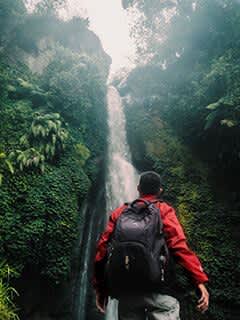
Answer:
148 199 164 234
130 198 151 207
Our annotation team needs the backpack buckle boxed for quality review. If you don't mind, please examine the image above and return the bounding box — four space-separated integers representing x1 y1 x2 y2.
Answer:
125 255 130 271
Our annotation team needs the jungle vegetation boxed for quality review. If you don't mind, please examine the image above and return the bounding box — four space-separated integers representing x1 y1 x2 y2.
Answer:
0 0 109 318
116 1 240 319
1 0 240 319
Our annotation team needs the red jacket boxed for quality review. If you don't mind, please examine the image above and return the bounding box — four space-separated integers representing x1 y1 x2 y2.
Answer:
93 194 209 296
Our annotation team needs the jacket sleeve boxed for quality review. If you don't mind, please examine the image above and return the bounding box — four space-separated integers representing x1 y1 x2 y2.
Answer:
162 203 209 286
92 205 125 295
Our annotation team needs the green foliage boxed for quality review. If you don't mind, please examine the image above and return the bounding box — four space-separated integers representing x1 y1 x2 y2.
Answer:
0 150 91 282
124 101 239 319
202 50 240 132
0 151 14 185
0 1 109 317
0 0 26 48
9 112 69 173
0 52 106 285
0 262 19 280
41 47 108 174
6 77 48 106
42 49 106 124
33 0 65 16
0 15 107 320
9 148 45 173
26 112 68 160
121 5 240 318
123 0 240 177
0 262 19 320
75 143 91 166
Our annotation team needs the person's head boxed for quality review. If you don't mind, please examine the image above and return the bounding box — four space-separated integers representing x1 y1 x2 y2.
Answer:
137 171 163 196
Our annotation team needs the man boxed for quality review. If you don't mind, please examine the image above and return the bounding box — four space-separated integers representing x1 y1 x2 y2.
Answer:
93 171 209 319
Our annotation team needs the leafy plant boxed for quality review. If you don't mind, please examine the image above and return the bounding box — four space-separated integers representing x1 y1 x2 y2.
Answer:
0 3 109 319
9 112 69 173
75 143 90 166
0 152 14 185
9 148 45 173
0 262 19 320
23 112 69 161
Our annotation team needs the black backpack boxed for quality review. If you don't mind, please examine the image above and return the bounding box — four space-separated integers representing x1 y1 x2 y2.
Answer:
104 198 169 298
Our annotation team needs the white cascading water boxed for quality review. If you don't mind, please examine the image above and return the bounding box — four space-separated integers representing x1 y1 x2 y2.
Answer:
105 86 139 319
77 203 96 320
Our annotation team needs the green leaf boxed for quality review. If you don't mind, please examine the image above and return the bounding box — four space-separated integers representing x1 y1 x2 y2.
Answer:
206 102 220 110
220 119 238 127
5 160 14 174
40 163 45 173
33 156 39 166
0 152 6 159
204 111 219 130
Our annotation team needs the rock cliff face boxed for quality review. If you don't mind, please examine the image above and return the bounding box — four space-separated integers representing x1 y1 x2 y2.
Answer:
6 15 111 77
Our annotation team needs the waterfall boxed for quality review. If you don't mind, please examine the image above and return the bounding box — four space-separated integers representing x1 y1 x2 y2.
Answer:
105 86 139 319
75 186 105 320
77 204 96 320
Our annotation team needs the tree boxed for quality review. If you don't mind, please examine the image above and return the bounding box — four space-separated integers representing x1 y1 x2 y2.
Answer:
24 0 65 15
0 0 26 50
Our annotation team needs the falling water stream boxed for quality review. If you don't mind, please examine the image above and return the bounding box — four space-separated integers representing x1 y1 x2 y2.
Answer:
77 204 96 320
105 86 139 319
75 85 138 320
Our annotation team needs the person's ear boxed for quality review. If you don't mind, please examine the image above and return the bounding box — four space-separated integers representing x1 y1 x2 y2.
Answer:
159 187 164 195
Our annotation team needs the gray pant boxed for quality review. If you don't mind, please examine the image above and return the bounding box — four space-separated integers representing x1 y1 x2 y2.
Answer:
118 293 180 320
